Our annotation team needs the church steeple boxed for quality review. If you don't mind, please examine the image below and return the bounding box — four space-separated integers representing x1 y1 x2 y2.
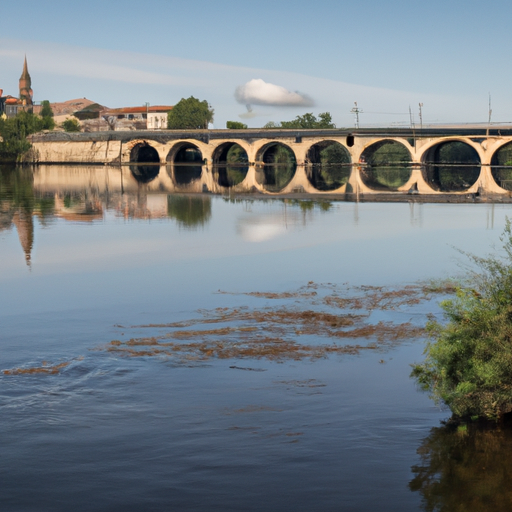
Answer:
19 55 33 106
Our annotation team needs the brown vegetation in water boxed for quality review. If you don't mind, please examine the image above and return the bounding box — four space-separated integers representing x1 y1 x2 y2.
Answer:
3 281 455 374
103 281 453 364
3 361 70 375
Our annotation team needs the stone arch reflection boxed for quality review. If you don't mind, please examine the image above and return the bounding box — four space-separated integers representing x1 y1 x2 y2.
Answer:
166 142 204 188
422 140 480 192
256 142 297 192
306 140 351 191
130 164 160 184
491 141 512 191
359 140 412 191
212 142 249 188
167 164 203 187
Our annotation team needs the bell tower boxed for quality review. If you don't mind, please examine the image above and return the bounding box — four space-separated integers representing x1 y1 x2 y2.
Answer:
19 56 33 106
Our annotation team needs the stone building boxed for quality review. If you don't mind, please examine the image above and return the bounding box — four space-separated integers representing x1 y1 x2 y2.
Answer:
0 57 35 117
19 56 33 107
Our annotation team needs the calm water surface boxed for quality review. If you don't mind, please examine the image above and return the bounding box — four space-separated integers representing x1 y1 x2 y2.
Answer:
2 165 512 511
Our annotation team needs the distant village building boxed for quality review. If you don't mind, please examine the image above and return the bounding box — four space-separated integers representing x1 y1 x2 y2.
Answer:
0 57 173 131
0 56 37 118
103 106 173 131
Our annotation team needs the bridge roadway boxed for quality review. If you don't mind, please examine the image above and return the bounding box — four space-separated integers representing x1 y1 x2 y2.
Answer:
28 126 512 169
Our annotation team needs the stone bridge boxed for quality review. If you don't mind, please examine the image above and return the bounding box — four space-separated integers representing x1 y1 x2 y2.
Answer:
28 126 512 166
28 127 512 196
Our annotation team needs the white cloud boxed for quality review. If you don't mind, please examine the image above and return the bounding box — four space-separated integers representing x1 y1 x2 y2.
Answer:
235 79 314 107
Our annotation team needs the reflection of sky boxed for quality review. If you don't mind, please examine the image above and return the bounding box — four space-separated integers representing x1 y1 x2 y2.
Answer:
1 199 512 320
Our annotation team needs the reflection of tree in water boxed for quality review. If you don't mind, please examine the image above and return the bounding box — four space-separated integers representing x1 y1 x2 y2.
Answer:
214 165 249 187
423 165 480 192
491 143 512 190
0 166 56 265
171 165 203 186
492 168 512 191
422 142 481 192
360 166 412 191
167 195 211 228
1 166 55 220
285 199 332 212
306 140 351 191
257 164 296 192
307 164 350 191
410 423 512 511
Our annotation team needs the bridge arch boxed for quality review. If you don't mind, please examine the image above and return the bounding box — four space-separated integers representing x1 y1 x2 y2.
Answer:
490 141 512 191
420 139 481 192
360 139 412 165
212 141 249 165
420 138 482 165
129 141 160 163
358 139 413 191
305 140 351 191
256 142 297 165
306 140 351 165
490 140 512 167
166 141 204 163
211 141 250 188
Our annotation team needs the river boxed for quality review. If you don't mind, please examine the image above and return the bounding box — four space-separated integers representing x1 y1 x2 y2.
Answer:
1 165 512 511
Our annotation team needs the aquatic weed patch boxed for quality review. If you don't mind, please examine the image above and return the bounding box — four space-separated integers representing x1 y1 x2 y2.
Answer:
104 281 452 363
3 361 71 375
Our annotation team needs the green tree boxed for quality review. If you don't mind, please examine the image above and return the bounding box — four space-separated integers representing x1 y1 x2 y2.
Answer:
61 117 81 132
412 219 512 421
39 100 55 130
264 112 336 129
226 121 247 129
0 110 43 162
167 96 214 130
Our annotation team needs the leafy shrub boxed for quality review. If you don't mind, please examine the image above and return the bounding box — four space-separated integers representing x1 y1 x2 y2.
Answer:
412 219 512 421
61 117 81 132
226 121 247 129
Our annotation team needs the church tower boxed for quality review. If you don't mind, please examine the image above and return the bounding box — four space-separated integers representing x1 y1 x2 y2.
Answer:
19 56 33 106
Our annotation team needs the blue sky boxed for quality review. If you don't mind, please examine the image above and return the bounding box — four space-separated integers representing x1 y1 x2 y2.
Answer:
1 0 511 128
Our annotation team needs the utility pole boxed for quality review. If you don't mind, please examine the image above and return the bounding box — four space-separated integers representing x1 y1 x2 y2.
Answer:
409 106 416 148
487 93 492 137
351 102 363 129
418 103 423 131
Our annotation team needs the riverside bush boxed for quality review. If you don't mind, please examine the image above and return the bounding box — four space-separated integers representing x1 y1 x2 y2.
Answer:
412 219 512 421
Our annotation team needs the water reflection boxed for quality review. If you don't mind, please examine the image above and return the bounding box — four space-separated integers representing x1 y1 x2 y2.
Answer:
167 195 211 228
360 165 412 191
236 199 332 241
0 166 54 265
256 164 296 192
213 164 249 187
129 164 160 184
422 164 480 192
168 164 203 186
306 164 350 191
410 423 512 510
491 167 512 191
